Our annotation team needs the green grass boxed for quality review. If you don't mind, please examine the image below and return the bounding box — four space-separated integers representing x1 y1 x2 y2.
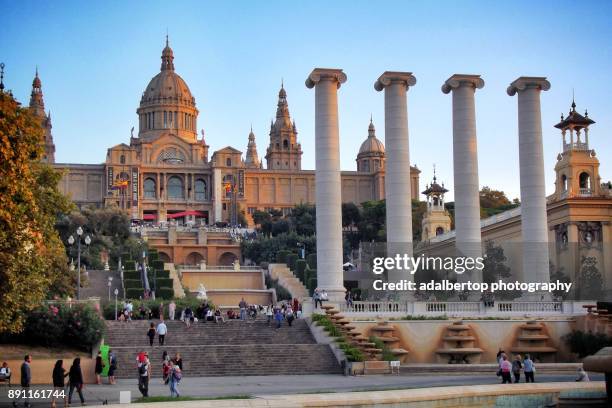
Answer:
134 395 252 403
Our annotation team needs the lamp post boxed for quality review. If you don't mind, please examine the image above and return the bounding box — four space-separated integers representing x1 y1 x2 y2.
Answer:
107 276 113 301
68 226 91 300
114 288 119 320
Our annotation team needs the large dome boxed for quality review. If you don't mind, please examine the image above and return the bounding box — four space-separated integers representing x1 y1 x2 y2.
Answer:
141 70 194 105
358 120 385 155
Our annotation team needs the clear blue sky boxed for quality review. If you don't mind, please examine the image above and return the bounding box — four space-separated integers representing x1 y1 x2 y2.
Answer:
3 0 611 201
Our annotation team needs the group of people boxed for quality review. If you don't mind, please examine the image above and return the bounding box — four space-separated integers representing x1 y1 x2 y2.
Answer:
496 351 535 384
136 350 183 399
313 288 329 309
147 321 168 346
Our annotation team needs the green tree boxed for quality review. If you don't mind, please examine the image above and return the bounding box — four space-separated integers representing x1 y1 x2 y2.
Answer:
576 256 603 301
482 240 511 284
0 90 73 333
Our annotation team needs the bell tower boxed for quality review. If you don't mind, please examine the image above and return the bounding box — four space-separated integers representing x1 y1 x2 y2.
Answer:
421 166 452 240
265 83 302 170
552 99 601 201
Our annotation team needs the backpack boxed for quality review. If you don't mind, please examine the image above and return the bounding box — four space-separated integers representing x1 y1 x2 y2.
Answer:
173 368 182 382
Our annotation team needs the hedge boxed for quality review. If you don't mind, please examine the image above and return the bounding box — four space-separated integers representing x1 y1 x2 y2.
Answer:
307 253 317 269
121 252 131 263
148 250 159 262
124 279 143 289
295 260 307 283
124 260 136 270
7 304 105 352
124 271 140 281
155 278 173 288
151 260 164 271
156 287 174 300
276 250 291 264
286 253 298 271
126 288 145 299
103 297 211 320
307 275 317 295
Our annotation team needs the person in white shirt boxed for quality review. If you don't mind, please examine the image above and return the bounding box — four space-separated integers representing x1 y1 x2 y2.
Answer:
168 301 176 321
156 321 168 346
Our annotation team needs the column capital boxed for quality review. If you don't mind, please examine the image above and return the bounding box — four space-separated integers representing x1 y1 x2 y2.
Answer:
507 76 551 96
374 71 416 92
441 74 484 94
305 68 347 89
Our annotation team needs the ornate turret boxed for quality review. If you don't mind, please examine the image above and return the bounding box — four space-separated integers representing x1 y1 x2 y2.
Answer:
245 126 260 168
28 68 55 163
421 166 451 240
265 82 302 170
356 117 385 172
553 99 602 200
160 35 175 71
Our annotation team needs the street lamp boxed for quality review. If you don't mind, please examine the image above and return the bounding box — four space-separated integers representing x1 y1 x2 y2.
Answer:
68 226 91 300
114 288 119 320
107 276 113 301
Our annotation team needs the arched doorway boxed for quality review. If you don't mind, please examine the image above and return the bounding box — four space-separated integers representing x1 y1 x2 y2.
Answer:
218 252 238 266
185 252 204 265
158 252 172 263
436 226 445 236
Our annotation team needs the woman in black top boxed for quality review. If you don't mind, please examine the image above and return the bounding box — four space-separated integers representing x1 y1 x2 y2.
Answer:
68 358 85 405
95 351 103 384
147 322 156 346
51 360 67 408
173 353 183 370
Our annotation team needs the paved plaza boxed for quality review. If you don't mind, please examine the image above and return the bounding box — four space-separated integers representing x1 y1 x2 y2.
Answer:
0 373 604 407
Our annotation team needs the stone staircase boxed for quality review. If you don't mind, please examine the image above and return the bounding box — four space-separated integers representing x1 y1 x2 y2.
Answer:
105 319 341 377
80 269 122 303
268 264 308 300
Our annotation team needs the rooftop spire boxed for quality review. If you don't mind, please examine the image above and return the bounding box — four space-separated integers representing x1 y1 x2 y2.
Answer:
160 35 175 71
0 62 4 91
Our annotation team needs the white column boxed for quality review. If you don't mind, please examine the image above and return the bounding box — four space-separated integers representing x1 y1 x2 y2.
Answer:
442 74 485 283
306 68 347 302
213 168 222 223
507 77 551 293
374 72 416 283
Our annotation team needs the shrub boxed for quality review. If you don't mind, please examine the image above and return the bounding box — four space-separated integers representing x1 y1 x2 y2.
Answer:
148 249 159 262
104 298 208 320
151 260 164 271
121 252 131 263
156 287 174 300
126 288 144 299
295 260 307 283
564 330 612 358
6 304 105 352
276 250 291 264
370 336 396 361
307 274 317 295
124 271 140 281
124 279 143 289
286 253 298 271
155 278 173 288
307 253 317 269
265 274 292 301
124 260 136 270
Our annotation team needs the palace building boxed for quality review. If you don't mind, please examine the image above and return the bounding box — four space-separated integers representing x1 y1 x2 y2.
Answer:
46 39 420 226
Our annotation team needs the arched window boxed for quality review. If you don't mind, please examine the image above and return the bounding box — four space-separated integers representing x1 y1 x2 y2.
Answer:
195 179 207 201
579 172 591 189
164 111 168 128
226 158 232 167
561 174 568 191
167 176 184 199
144 178 156 199
436 227 445 236
283 139 289 149
120 155 126 164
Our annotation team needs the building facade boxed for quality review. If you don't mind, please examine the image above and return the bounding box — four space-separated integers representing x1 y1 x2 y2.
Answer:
47 40 420 226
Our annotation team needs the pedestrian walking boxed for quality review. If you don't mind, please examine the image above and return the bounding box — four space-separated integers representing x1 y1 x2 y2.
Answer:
239 298 247 320
157 320 168 346
512 354 522 383
173 353 183 370
168 361 182 398
95 350 104 384
313 288 322 309
286 306 294 327
266 304 273 326
274 308 283 329
17 355 32 408
108 349 117 385
523 354 535 383
51 360 68 408
147 322 156 346
137 354 150 397
499 354 512 384
168 301 176 321
68 358 85 406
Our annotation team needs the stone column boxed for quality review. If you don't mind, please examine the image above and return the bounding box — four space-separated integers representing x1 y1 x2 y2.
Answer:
374 72 416 283
306 68 347 302
442 74 485 283
213 168 222 223
507 77 551 294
